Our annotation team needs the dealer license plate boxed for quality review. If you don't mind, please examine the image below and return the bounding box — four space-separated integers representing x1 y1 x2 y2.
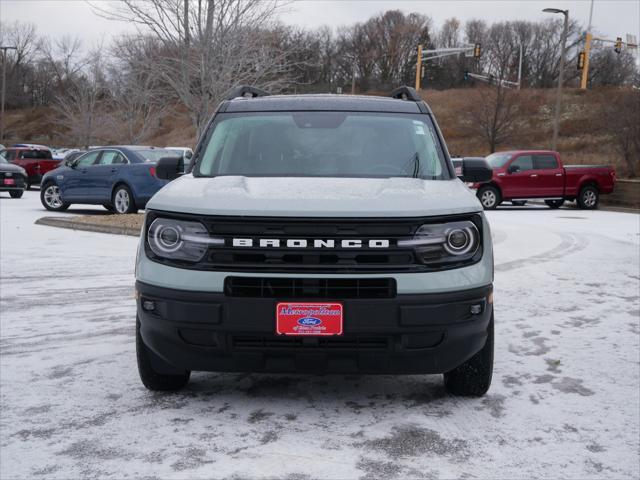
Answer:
3 179 15 185
276 302 343 336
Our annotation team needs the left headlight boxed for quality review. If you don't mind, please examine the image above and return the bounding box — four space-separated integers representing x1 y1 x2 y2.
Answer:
147 218 223 262
398 220 481 266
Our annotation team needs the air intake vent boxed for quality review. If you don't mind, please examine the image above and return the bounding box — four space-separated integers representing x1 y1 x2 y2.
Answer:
224 277 396 299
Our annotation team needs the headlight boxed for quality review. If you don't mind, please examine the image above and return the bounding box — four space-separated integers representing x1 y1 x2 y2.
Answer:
398 220 480 266
147 218 223 262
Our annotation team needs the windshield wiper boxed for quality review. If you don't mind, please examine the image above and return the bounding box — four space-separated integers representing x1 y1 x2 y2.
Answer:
412 152 421 178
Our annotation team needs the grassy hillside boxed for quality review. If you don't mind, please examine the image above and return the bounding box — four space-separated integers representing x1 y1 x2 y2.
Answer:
1 87 633 176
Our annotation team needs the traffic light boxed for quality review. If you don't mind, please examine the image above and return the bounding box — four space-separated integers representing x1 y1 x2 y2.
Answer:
474 43 482 58
463 70 469 81
577 51 585 70
614 37 622 54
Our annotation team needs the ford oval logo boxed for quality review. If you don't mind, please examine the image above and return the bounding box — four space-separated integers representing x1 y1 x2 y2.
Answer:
298 317 322 326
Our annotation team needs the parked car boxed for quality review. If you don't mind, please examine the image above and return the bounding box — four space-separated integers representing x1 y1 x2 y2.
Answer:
1 145 61 190
0 153 27 198
135 85 495 396
471 150 616 209
40 146 176 214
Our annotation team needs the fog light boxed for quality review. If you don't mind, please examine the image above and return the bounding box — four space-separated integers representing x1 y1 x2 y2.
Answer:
470 304 482 315
142 300 156 311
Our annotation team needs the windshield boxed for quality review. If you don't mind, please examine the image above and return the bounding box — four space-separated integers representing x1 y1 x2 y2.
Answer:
195 112 450 179
486 153 512 168
135 149 176 162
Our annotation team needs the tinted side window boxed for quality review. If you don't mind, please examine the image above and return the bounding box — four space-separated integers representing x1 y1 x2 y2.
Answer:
510 155 534 172
76 151 101 167
20 150 52 159
535 155 558 170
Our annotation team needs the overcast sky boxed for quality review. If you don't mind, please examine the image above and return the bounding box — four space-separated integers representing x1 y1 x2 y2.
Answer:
1 0 639 48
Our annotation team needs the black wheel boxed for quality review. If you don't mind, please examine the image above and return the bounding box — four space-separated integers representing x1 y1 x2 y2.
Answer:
577 185 599 210
103 203 115 212
511 200 527 206
40 182 70 211
112 185 137 214
444 313 494 397
136 316 190 391
9 190 23 199
477 186 501 210
545 199 565 209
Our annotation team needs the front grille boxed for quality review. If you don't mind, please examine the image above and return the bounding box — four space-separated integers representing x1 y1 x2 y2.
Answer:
232 334 390 350
224 277 396 299
146 212 483 273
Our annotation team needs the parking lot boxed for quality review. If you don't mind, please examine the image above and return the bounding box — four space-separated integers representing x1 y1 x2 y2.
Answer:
1 191 639 479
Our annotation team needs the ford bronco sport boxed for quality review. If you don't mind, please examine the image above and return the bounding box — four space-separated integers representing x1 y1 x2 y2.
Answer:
135 86 495 396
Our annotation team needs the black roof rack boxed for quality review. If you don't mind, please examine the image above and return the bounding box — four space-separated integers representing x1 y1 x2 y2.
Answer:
389 86 422 102
225 85 270 100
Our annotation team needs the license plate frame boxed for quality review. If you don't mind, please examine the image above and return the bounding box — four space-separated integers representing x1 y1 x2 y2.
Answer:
276 302 343 336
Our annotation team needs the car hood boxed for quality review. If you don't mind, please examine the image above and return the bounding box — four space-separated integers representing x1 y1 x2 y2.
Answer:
0 162 26 175
148 175 482 217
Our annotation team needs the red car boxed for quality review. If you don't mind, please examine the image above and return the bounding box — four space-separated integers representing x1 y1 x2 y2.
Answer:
472 150 616 210
0 145 61 190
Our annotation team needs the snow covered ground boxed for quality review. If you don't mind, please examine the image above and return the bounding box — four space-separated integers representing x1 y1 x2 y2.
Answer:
1 191 639 479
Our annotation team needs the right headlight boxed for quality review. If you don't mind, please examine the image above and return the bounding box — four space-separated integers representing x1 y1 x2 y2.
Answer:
147 217 222 262
398 220 481 266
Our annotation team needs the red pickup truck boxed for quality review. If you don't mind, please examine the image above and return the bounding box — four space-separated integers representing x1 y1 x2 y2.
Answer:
0 145 61 190
472 150 616 210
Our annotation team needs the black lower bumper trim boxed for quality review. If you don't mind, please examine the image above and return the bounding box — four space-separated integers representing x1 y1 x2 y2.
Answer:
136 281 493 374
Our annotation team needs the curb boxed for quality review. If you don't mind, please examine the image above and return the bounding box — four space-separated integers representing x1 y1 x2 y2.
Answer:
35 217 141 237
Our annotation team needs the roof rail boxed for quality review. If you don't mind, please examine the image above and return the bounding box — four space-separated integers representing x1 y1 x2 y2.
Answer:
225 85 270 100
389 86 422 102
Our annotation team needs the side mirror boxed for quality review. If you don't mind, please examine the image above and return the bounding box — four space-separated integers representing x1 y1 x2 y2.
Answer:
457 157 493 183
156 156 184 180
508 165 520 174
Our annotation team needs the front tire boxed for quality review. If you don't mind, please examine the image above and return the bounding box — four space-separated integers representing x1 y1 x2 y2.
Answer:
136 317 190 391
112 185 137 214
577 185 599 210
477 186 501 210
545 199 564 209
10 190 24 199
444 313 494 397
40 183 70 211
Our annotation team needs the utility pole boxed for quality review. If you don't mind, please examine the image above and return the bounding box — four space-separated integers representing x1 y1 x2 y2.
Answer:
0 46 17 144
580 0 594 89
517 43 523 89
543 8 569 151
415 44 423 90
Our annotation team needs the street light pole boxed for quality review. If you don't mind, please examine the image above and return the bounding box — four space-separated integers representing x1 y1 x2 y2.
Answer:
0 46 17 144
543 8 569 151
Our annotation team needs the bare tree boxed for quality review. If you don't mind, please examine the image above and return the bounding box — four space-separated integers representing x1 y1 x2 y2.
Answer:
94 0 299 135
601 89 640 176
52 50 108 147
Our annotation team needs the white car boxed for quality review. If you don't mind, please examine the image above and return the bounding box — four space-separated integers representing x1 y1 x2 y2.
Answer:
135 86 495 397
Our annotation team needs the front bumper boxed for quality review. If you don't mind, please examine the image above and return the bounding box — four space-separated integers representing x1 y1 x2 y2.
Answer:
136 281 493 375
